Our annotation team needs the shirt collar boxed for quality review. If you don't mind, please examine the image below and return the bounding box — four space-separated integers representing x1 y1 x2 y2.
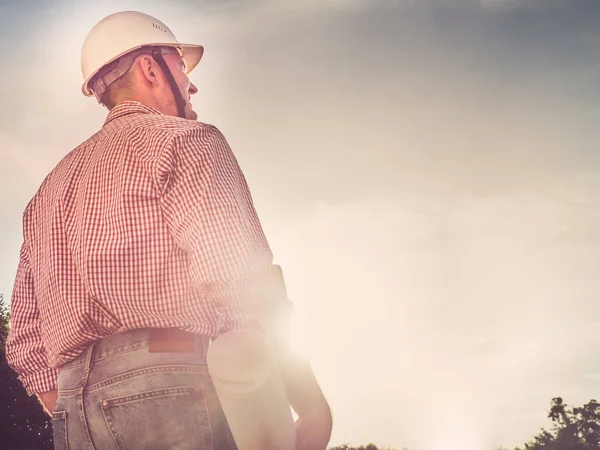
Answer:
104 101 164 126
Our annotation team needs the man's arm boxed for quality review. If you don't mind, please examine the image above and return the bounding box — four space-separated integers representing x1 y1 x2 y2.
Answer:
5 242 60 408
156 125 331 444
156 125 293 335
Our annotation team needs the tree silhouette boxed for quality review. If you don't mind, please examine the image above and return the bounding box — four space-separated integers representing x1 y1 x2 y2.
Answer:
515 397 600 450
0 294 53 450
0 294 8 357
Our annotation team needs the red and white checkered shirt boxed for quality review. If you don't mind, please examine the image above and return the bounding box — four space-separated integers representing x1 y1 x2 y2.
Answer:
5 102 290 396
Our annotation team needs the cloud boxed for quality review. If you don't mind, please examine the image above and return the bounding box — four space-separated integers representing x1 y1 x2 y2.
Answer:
480 0 524 10
481 0 600 10
0 132 51 203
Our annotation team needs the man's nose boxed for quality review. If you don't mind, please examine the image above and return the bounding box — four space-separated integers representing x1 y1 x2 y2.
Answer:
189 82 198 96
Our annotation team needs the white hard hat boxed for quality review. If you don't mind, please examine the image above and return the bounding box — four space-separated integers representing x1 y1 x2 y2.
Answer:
81 11 204 97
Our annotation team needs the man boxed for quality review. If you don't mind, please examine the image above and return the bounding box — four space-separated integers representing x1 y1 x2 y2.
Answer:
6 11 332 450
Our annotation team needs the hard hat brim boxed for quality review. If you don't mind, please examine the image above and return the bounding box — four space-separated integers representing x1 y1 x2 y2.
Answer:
82 43 204 97
180 44 204 77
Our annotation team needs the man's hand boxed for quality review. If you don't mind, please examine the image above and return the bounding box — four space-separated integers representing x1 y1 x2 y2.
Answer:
295 410 333 450
36 390 58 417
278 352 332 449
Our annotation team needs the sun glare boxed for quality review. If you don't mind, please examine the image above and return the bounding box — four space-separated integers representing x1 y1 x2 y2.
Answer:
424 426 485 450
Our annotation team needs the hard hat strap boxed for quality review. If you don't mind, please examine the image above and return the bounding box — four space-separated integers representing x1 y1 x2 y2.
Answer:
151 48 187 119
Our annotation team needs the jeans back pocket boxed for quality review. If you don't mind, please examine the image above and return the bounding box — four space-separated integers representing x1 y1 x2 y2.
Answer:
101 385 213 450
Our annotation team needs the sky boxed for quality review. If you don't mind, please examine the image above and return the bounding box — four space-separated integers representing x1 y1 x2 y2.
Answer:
2 0 600 448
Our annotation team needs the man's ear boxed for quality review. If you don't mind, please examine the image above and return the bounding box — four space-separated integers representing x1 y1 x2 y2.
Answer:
137 54 159 87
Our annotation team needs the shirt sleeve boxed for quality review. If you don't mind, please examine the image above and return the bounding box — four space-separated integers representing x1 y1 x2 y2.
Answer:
5 243 59 396
156 124 293 339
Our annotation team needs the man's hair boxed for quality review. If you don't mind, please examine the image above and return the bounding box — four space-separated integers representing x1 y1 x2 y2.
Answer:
90 53 144 110
99 70 135 110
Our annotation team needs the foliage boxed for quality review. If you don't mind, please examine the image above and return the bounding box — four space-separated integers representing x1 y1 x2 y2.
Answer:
516 397 600 450
0 294 9 358
0 294 53 450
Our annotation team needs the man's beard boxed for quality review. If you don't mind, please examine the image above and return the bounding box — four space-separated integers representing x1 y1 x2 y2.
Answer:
185 101 197 121
186 108 198 121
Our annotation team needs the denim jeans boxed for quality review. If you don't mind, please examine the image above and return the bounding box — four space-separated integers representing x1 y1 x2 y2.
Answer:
51 328 237 450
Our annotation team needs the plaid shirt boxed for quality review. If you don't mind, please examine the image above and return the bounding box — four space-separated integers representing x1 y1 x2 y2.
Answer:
6 102 290 395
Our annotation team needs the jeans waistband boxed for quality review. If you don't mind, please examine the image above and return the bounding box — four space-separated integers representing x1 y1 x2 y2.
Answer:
60 328 209 370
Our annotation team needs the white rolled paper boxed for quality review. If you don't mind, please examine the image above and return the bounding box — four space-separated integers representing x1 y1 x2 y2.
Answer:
207 329 296 450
